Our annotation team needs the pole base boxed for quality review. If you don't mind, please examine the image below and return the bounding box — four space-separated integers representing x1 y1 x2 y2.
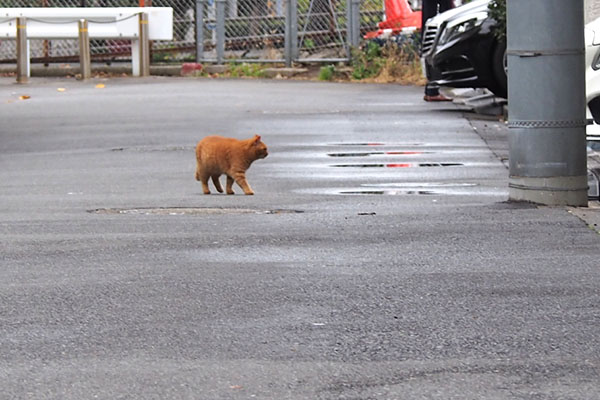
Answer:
509 175 588 206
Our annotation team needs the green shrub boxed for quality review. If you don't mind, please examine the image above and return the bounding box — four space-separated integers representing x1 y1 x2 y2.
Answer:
318 65 335 81
488 0 507 42
351 41 385 80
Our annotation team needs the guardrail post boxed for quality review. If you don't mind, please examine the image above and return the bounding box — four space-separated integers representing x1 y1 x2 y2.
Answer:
285 0 298 67
215 0 225 64
138 12 151 76
78 19 92 80
16 17 29 84
196 0 205 62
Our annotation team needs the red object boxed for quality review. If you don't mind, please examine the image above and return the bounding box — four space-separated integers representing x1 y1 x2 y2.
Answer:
181 63 204 76
364 0 422 39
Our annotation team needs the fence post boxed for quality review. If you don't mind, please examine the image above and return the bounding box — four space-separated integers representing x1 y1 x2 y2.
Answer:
138 12 150 76
215 0 226 64
285 0 298 67
346 0 360 59
346 0 353 59
351 0 360 49
196 0 205 62
78 19 92 80
16 17 28 84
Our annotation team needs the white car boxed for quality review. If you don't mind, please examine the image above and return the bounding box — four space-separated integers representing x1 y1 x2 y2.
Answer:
585 16 600 140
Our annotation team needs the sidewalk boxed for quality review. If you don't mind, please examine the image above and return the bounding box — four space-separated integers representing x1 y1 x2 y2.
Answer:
466 110 600 233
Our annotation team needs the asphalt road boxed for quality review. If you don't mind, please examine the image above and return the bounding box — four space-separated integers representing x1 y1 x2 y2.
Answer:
1 76 599 399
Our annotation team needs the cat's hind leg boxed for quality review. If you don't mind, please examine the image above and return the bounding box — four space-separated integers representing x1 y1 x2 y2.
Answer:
197 170 211 194
201 177 211 194
212 175 224 193
226 175 235 195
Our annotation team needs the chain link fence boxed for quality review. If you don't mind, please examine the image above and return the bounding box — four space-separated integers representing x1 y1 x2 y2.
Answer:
0 0 385 64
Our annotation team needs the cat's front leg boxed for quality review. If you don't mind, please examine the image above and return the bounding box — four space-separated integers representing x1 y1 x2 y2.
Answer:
234 173 254 195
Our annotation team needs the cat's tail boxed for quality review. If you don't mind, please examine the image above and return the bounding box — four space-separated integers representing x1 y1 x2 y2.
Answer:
195 143 201 181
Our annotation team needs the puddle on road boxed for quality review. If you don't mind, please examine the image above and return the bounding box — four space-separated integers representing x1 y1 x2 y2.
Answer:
339 182 478 195
363 182 477 188
331 162 464 168
296 182 503 196
327 151 428 157
327 142 429 148
328 142 387 146
89 207 304 215
340 190 436 195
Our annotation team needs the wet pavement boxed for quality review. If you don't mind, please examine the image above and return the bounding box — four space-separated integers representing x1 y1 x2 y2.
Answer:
1 76 600 399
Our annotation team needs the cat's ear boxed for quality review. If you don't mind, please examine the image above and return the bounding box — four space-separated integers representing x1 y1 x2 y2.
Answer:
253 135 262 144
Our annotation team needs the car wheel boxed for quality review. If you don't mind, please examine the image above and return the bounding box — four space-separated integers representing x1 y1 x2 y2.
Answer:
491 41 507 98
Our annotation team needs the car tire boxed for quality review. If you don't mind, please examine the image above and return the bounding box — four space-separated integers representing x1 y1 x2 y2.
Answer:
491 40 508 99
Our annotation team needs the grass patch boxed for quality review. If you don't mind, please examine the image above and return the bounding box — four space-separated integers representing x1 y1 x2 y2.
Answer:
228 63 266 78
351 37 426 85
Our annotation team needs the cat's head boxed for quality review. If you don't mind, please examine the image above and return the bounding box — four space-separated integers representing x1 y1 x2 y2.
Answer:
251 135 268 159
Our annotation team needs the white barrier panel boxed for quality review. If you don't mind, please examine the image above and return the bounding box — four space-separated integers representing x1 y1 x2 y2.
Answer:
0 7 173 77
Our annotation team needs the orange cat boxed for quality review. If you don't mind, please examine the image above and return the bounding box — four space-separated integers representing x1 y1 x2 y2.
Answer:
195 135 268 195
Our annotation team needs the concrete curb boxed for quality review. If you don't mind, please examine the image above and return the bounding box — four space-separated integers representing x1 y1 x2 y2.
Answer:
0 63 182 77
0 62 310 78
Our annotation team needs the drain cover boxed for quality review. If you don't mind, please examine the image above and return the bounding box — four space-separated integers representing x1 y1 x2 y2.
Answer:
89 207 303 215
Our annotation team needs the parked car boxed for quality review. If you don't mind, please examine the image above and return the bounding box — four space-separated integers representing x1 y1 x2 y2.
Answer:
586 16 600 139
424 2 600 141
421 0 507 98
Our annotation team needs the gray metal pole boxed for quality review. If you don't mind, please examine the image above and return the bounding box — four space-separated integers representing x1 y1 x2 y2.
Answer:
346 0 360 60
285 0 298 66
351 0 360 49
196 0 205 62
216 0 226 65
138 12 150 77
78 19 92 80
290 0 298 62
346 0 353 59
285 0 293 67
507 0 587 206
16 17 28 84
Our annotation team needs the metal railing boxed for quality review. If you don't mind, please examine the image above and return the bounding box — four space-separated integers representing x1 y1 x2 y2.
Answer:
196 0 362 65
0 0 384 65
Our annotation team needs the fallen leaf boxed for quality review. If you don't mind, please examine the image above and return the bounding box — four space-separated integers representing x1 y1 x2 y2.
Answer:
57 88 66 92
19 95 30 100
95 83 105 89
